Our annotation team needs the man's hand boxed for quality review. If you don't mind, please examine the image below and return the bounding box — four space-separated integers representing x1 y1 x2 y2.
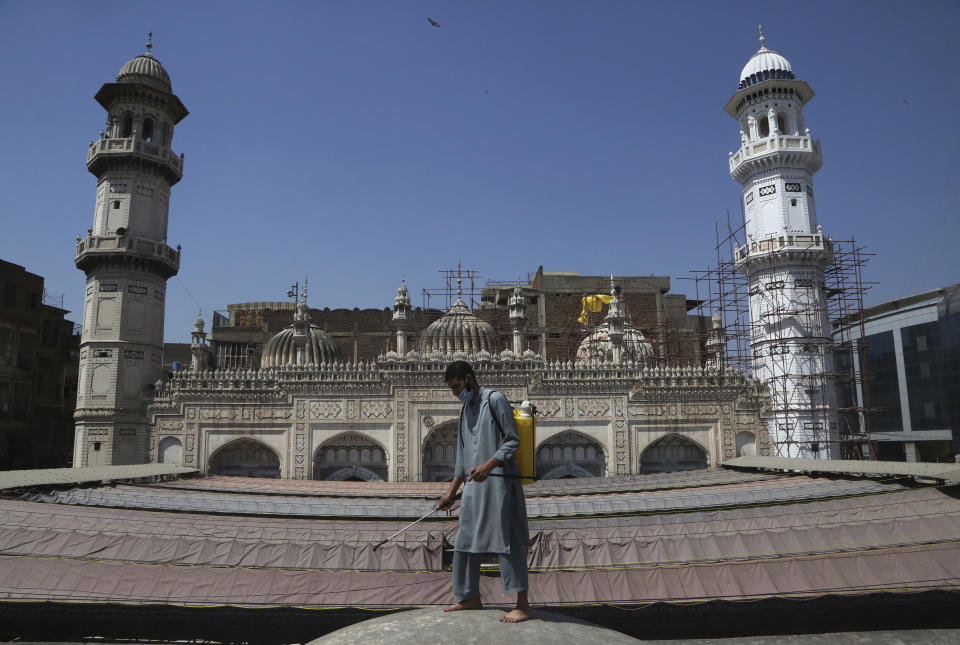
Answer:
438 476 463 510
467 458 502 483
437 490 457 510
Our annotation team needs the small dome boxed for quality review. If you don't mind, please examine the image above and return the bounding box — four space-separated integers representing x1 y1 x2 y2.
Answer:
261 324 340 368
577 323 654 364
739 47 793 89
117 52 172 92
419 298 497 355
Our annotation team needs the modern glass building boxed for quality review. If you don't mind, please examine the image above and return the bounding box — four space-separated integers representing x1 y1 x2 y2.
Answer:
833 284 960 462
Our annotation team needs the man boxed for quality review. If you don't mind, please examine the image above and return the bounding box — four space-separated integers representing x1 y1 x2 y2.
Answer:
438 360 531 623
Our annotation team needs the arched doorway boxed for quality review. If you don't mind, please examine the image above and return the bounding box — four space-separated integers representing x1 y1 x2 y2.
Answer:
158 437 182 464
536 430 606 479
639 434 708 474
314 432 387 481
422 422 458 482
209 438 281 478
736 431 757 457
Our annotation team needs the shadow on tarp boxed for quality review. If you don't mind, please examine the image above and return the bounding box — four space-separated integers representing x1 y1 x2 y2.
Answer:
2 591 960 644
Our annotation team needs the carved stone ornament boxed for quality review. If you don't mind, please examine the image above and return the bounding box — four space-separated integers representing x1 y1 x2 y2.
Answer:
257 408 292 420
295 454 304 464
200 408 237 420
617 463 628 475
186 407 197 419
564 398 575 418
396 401 407 417
310 401 342 419
539 400 562 417
242 407 253 420
184 455 194 464
346 400 358 419
361 401 393 419
423 415 435 429
578 398 610 417
296 434 305 452
296 400 306 419
295 465 305 479
185 435 195 451
614 399 624 417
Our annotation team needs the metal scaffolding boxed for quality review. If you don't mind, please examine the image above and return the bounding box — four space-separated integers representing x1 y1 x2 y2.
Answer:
690 215 876 459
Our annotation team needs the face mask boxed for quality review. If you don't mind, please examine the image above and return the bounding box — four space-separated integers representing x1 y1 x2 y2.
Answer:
458 384 473 404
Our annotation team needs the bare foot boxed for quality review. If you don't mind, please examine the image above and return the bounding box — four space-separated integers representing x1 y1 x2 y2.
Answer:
443 596 483 612
499 608 532 623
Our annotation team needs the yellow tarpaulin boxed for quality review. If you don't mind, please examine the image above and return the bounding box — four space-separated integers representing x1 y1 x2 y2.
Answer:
577 294 613 324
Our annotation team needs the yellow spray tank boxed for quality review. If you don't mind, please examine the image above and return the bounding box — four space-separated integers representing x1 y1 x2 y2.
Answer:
513 400 536 485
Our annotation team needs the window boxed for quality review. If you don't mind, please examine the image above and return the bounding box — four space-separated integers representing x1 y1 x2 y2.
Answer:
142 117 155 142
12 382 30 421
113 200 120 209
16 331 36 369
777 113 786 133
0 380 9 421
0 327 14 365
791 199 798 207
3 283 15 307
121 114 133 137
758 117 770 137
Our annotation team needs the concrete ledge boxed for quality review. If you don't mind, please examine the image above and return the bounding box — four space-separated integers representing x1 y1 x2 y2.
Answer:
308 607 639 645
0 464 197 491
723 456 960 483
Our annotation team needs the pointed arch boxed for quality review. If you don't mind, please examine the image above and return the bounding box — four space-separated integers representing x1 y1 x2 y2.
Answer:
736 431 757 457
209 437 280 478
158 436 182 464
639 433 708 474
314 431 388 481
421 420 458 482
536 430 606 479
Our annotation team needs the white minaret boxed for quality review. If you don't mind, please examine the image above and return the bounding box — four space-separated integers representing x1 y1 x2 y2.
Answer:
725 27 837 459
508 285 527 355
392 279 412 355
73 34 188 466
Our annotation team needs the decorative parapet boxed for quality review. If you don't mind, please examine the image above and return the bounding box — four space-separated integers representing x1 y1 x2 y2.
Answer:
729 135 822 182
734 232 834 270
87 136 183 183
75 233 180 277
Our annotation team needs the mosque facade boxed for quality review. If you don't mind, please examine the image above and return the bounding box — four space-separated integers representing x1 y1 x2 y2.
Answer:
72 39 776 480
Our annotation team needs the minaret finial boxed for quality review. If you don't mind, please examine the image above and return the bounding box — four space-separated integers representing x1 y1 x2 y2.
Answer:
610 274 616 296
146 31 153 54
758 24 765 48
302 277 308 303
456 259 463 299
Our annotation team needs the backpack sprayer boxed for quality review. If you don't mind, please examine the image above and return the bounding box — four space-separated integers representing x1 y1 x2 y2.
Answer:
371 400 537 551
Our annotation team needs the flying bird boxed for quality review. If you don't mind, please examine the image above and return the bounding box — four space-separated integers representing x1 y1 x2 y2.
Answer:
428 17 439 28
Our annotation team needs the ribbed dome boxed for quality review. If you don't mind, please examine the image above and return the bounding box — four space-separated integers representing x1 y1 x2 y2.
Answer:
738 46 794 89
261 324 341 368
419 298 497 355
577 323 654 364
117 53 172 92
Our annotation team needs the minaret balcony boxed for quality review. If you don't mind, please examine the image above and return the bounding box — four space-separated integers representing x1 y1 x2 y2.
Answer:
75 233 180 277
729 135 822 183
735 233 833 271
86 137 184 184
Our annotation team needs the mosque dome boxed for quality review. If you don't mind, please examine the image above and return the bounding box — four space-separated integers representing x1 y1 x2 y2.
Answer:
419 297 497 355
576 322 654 364
261 324 340 368
117 35 172 92
737 28 794 89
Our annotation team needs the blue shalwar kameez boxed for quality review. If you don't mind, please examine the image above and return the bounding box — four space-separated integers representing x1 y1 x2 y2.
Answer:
452 387 529 601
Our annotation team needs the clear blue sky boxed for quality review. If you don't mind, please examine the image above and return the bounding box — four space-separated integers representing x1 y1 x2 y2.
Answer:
1 1 957 341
